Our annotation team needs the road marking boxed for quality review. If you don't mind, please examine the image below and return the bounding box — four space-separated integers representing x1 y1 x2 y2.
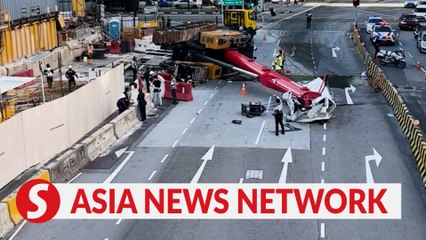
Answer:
204 100 208 106
314 66 317 70
277 39 281 47
197 108 203 114
323 123 327 130
182 127 188 135
67 172 82 183
239 178 244 183
214 86 218 90
191 145 215 184
210 92 214 98
172 140 179 148
105 238 109 240
322 147 326 156
262 3 324 29
190 117 196 124
321 162 325 172
116 219 123 225
160 154 169 163
320 223 325 238
421 67 426 73
323 134 326 142
408 52 413 58
273 49 277 57
255 121 266 145
313 61 315 65
399 42 403 47
104 151 135 184
279 147 293 184
321 179 325 184
312 56 315 60
8 220 27 240
148 170 157 181
267 96 272 112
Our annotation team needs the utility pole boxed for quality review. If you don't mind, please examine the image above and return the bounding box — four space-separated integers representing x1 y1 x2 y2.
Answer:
58 53 64 96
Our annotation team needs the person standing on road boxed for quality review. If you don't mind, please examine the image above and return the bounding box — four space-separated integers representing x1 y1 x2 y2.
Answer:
373 36 380 59
151 73 162 107
166 16 171 28
279 49 286 74
43 63 54 88
131 56 139 81
306 11 313 28
272 54 283 73
273 97 285 136
87 42 94 65
144 67 151 93
171 73 178 104
65 65 78 92
117 93 130 114
137 89 147 121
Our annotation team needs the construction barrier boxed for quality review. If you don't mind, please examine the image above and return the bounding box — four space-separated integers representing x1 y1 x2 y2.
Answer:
110 107 139 139
81 123 117 161
12 69 34 77
44 144 89 183
351 24 426 187
163 80 194 101
0 202 13 239
1 170 50 225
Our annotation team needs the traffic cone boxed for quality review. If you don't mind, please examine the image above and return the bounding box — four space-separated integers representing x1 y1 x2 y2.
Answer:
241 84 246 96
262 34 266 41
416 61 421 71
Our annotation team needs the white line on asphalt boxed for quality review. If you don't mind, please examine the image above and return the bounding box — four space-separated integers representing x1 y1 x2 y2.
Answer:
190 117 196 124
8 220 27 240
277 39 281 47
321 162 325 172
67 172 82 183
204 100 208 106
322 147 326 156
312 56 314 60
421 67 426 73
267 96 272 112
148 170 157 181
105 238 109 240
323 123 327 130
255 121 266 145
239 178 244 183
399 42 403 47
323 134 326 142
408 52 413 58
320 223 325 238
313 61 315 65
160 154 169 163
182 127 188 135
210 92 214 98
197 108 203 114
116 219 123 225
172 140 179 148
314 66 317 70
214 86 218 90
273 49 277 57
321 179 325 184
104 151 135 184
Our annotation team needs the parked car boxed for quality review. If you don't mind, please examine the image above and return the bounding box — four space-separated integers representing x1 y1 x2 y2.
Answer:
417 32 426 52
158 0 173 7
172 0 200 9
365 16 383 33
404 0 416 7
370 23 397 45
414 4 426 21
144 5 159 13
399 13 418 29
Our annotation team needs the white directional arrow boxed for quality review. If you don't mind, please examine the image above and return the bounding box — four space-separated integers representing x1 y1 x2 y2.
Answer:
191 145 215 184
115 147 129 158
344 84 356 105
278 147 293 184
332 46 340 58
365 148 382 183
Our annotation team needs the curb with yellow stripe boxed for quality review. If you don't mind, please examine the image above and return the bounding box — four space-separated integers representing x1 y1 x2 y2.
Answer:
0 170 51 238
351 24 426 187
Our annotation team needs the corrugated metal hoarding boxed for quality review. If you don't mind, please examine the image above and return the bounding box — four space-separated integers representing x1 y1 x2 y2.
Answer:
58 0 72 12
1 0 58 21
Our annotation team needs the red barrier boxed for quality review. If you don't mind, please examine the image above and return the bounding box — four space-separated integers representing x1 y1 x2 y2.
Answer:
164 80 193 102
13 69 34 77
106 40 121 54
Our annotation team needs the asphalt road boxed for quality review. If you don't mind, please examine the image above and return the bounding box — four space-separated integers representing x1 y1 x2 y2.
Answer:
7 2 426 240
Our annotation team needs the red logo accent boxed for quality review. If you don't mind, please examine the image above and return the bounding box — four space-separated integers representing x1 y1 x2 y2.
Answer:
16 179 60 223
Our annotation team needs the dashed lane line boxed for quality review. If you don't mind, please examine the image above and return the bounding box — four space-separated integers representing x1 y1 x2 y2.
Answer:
321 162 325 172
320 223 326 238
421 67 426 73
408 52 413 58
399 42 403 47
197 108 203 114
239 178 244 183
210 92 214 98
322 147 326 156
255 120 266 145
182 127 188 135
203 100 208 106
323 123 327 130
160 154 169 163
267 96 272 112
190 117 196 124
116 219 123 225
148 170 157 181
321 179 325 184
67 172 82 183
172 140 179 148
323 134 326 142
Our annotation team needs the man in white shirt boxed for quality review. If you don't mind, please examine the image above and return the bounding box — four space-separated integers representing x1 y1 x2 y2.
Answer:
273 97 285 136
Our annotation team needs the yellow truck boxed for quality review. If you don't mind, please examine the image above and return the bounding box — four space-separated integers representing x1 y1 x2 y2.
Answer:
223 9 257 38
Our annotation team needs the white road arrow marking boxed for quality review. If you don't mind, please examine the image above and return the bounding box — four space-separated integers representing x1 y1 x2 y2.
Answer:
344 84 356 105
332 46 340 58
365 148 382 183
278 147 293 184
191 145 215 184
115 147 128 158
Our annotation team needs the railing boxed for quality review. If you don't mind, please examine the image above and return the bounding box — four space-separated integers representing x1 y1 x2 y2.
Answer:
0 10 10 30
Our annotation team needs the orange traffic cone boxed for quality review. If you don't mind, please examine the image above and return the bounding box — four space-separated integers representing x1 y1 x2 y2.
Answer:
262 34 266 41
417 61 421 71
241 84 246 96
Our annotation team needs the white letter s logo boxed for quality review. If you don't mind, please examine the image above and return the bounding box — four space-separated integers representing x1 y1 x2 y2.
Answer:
27 183 48 219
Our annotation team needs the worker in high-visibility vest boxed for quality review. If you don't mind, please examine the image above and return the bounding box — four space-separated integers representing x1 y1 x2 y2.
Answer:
272 54 283 73
87 42 94 65
43 63 54 88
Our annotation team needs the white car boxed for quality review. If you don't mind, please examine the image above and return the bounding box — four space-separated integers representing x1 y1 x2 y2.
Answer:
172 0 200 9
144 6 158 13
370 24 396 45
405 0 416 7
365 16 383 33
417 33 426 52
414 5 426 20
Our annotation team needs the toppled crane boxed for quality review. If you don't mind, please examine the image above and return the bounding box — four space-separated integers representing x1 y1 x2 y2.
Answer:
152 21 216 45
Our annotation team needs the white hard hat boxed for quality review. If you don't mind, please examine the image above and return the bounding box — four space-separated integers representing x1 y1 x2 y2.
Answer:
150 71 155 75
69 65 72 69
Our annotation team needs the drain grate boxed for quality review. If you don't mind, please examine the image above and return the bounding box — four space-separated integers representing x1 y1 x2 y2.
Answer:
245 170 264 180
